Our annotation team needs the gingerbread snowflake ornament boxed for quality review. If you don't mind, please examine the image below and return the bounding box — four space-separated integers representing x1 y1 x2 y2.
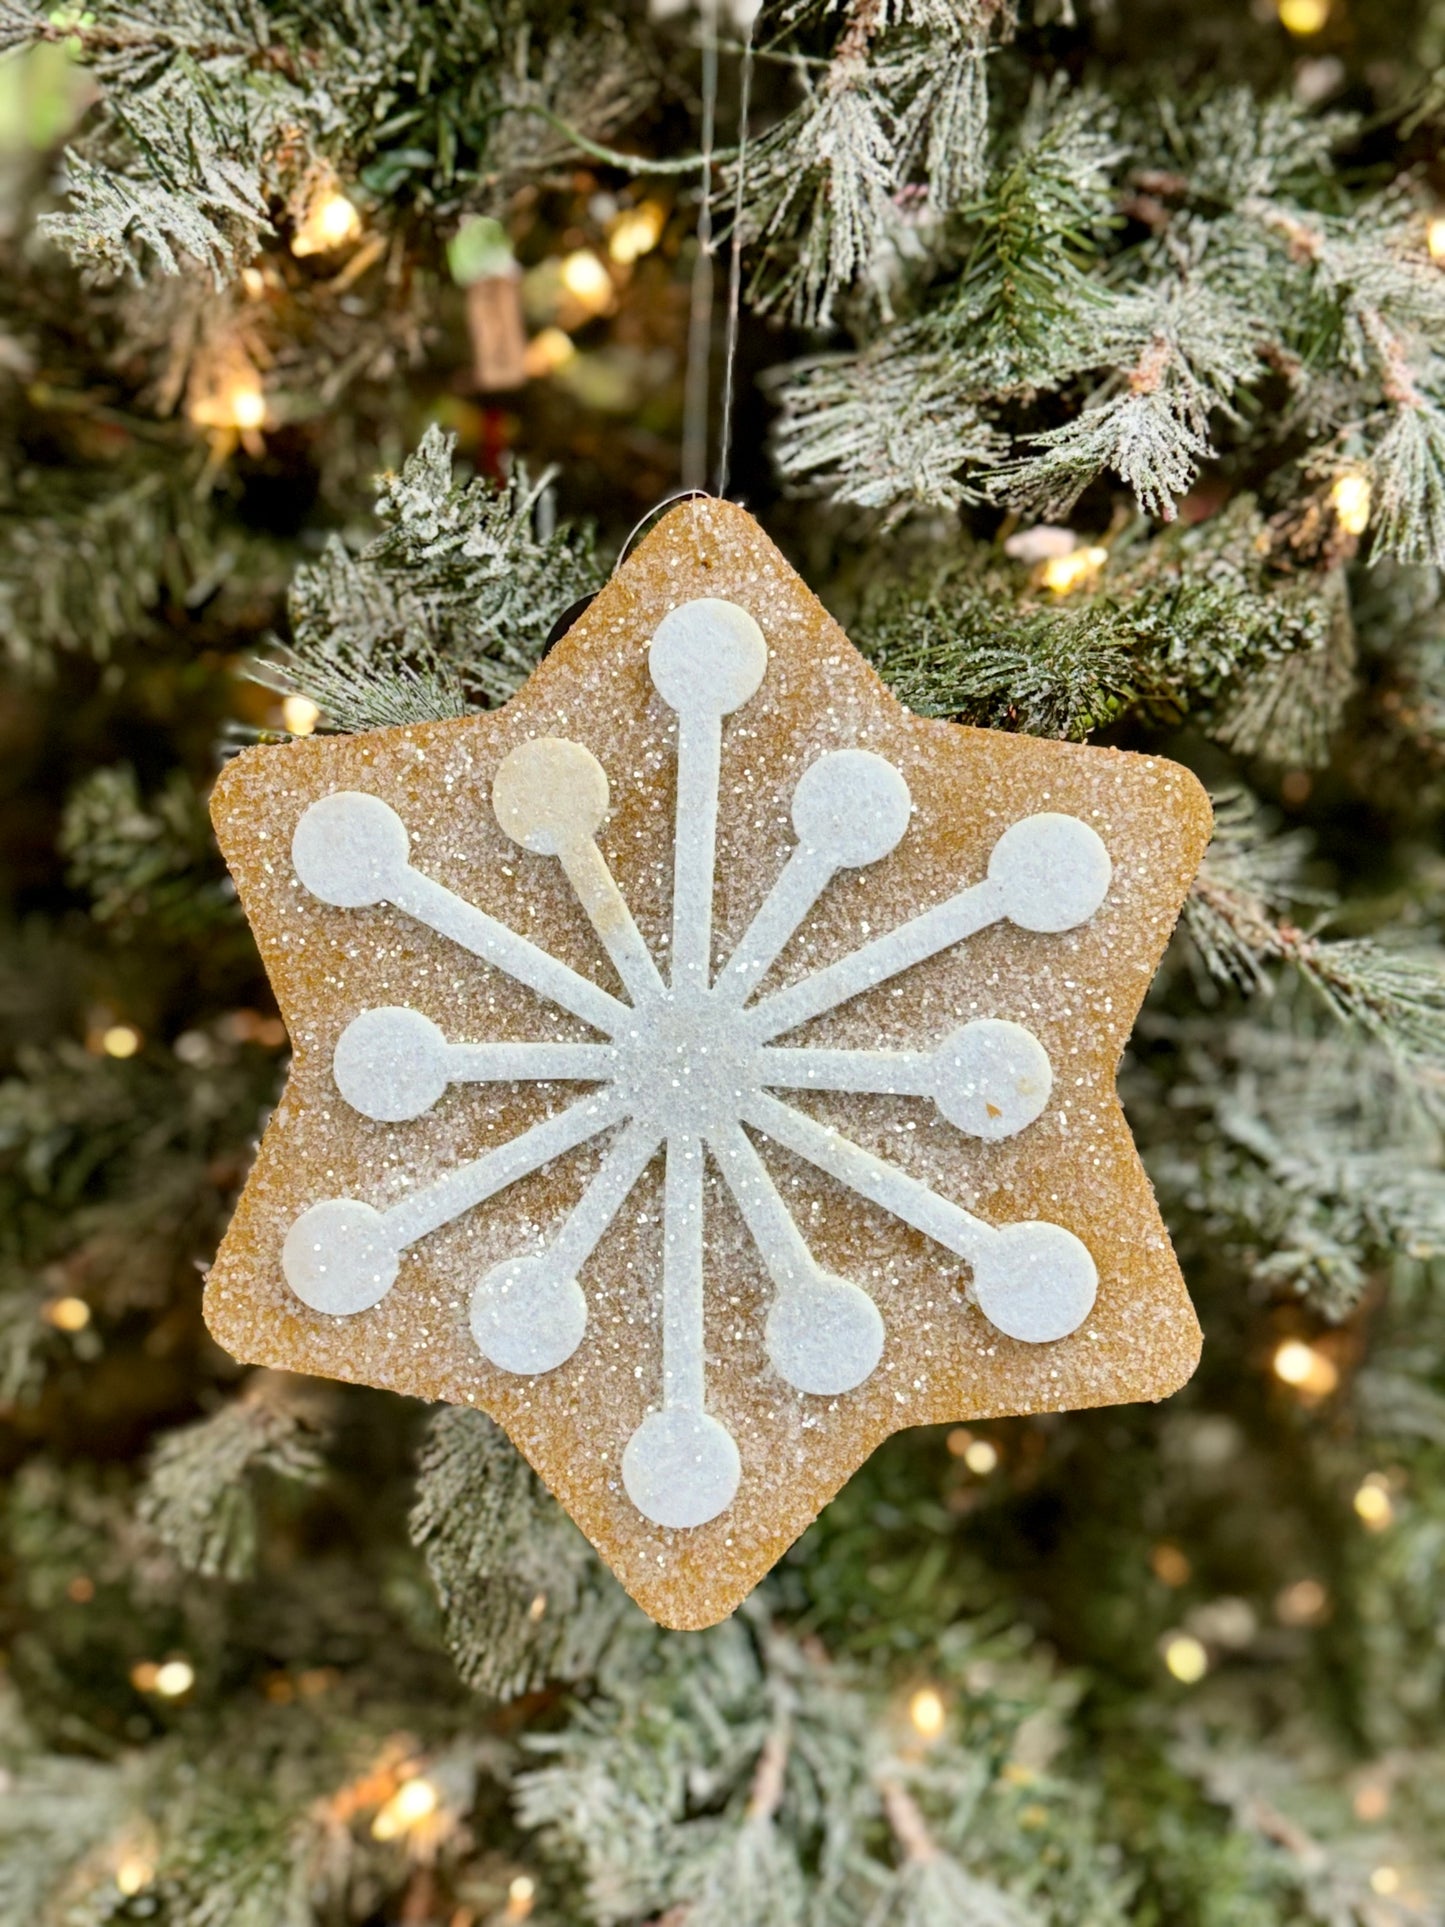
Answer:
207 499 1212 1629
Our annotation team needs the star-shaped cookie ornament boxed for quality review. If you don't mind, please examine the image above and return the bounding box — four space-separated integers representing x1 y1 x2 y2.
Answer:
206 498 1211 1631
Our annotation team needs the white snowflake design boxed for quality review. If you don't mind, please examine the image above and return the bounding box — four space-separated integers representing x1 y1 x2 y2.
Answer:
282 599 1113 1530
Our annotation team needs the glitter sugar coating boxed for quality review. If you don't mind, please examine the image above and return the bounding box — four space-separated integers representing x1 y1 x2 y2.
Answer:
206 498 1213 1630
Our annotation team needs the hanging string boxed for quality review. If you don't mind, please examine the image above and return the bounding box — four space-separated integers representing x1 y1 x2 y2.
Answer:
616 487 712 569
715 13 755 499
680 0 720 491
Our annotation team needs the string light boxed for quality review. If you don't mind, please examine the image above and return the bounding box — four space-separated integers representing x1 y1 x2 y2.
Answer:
100 1023 141 1059
1277 0 1329 32
1161 1633 1209 1683
1040 545 1108 594
1354 1778 1391 1822
228 384 267 432
1271 1338 1338 1397
1150 1543 1191 1587
1331 471 1372 536
43 1296 91 1332
962 1438 998 1475
558 249 614 320
281 695 320 736
608 201 666 265
1429 216 1445 264
522 327 577 379
1275 1577 1328 1626
67 1574 96 1603
1370 1866 1401 1897
507 1874 537 1920
115 1857 154 1896
908 1687 946 1740
293 188 361 257
1353 1473 1394 1531
154 1659 195 1697
371 1775 439 1840
188 361 268 442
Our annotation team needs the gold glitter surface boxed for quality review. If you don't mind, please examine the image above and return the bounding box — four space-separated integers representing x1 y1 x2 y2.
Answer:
206 498 1212 1630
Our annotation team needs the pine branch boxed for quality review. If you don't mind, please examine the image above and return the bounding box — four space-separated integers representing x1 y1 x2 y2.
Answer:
991 282 1259 521
139 1374 329 1580
770 340 1005 520
1185 793 1445 1077
259 426 604 729
61 765 236 935
409 1407 633 1701
850 501 1331 739
936 79 1122 374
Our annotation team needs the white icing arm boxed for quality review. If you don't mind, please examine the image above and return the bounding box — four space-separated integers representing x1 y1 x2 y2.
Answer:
332 1006 616 1122
492 737 665 1007
745 812 1113 1044
621 1129 742 1529
759 1018 1053 1142
743 1089 994 1264
709 1122 882 1395
291 790 628 1036
712 749 911 1007
470 1119 660 1376
647 600 768 993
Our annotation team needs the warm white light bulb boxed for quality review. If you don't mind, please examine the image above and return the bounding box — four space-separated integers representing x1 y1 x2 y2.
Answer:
522 327 577 379
293 189 361 256
229 386 266 432
282 695 320 736
1040 545 1108 594
608 202 666 265
558 249 614 319
1272 1339 1338 1396
1162 1633 1208 1683
507 1873 537 1919
116 1857 153 1897
1353 1476 1394 1530
1331 471 1371 535
154 1658 195 1697
316 193 360 247
44 1296 91 1333
372 1775 440 1839
1278 0 1329 33
560 250 610 300
908 1687 946 1739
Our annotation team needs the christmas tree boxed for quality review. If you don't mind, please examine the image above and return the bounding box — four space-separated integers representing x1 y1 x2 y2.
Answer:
2 1 1443 1921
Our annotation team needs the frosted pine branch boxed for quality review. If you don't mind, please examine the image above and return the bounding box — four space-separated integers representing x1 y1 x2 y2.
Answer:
139 1374 328 1579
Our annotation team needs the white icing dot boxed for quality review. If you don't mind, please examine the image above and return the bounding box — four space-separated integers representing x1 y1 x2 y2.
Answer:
622 1407 741 1528
972 1221 1097 1343
282 1199 398 1315
988 813 1112 933
292 792 410 908
648 599 767 714
931 1019 1052 1140
791 749 911 868
492 737 609 855
766 1273 884 1394
471 1254 588 1374
333 1006 450 1121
